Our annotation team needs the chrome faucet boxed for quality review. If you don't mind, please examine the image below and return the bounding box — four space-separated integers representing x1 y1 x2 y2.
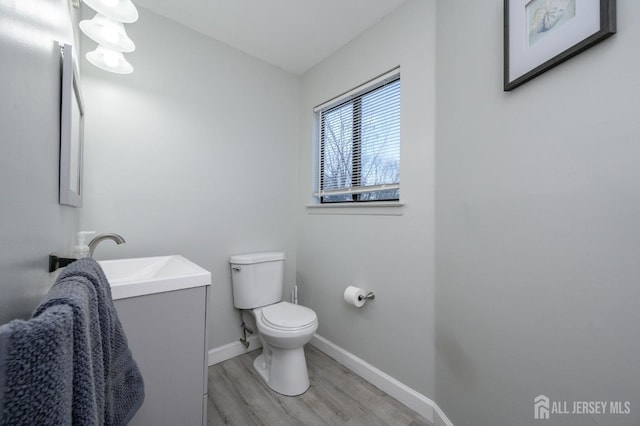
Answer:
88 233 126 258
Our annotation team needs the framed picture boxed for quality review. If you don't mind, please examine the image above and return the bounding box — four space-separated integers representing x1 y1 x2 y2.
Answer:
59 43 85 207
504 0 616 91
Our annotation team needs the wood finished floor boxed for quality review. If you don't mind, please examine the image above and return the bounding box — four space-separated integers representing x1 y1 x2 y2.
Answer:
207 345 432 426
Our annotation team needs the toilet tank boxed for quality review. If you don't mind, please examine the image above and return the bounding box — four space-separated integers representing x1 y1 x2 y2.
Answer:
230 252 285 309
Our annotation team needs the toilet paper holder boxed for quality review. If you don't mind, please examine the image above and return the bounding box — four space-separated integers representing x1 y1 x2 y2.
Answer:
358 292 376 302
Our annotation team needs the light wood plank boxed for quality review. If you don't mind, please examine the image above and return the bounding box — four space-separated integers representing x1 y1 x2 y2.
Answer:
208 345 432 426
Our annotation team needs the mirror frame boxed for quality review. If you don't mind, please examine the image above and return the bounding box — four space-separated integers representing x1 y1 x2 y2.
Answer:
59 43 85 207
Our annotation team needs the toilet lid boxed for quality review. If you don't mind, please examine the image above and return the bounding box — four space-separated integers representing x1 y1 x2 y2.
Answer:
261 302 317 331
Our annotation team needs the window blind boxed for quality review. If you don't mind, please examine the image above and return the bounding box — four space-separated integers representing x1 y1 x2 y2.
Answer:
315 70 400 202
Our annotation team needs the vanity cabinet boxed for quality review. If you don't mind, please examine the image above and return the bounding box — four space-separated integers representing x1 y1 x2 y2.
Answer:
114 285 210 426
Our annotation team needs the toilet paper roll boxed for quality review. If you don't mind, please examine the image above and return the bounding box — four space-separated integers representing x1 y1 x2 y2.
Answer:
344 286 367 308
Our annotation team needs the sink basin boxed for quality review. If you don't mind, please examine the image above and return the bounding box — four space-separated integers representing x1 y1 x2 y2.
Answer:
98 255 211 300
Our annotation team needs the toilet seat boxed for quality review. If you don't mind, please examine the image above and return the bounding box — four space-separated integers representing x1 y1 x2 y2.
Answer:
260 302 317 331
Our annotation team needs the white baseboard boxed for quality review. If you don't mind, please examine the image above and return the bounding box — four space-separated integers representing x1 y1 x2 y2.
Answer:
310 334 454 426
207 333 453 426
208 335 262 366
434 404 455 426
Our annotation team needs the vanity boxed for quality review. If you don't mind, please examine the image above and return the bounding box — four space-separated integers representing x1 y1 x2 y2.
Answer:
99 255 211 426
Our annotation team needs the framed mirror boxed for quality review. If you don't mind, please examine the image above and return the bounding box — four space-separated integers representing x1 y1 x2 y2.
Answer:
59 43 85 207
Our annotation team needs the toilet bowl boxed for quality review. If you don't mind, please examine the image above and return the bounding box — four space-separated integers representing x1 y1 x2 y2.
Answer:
251 301 318 396
229 252 319 396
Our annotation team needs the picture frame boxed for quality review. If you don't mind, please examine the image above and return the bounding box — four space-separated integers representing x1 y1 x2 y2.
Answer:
504 0 616 91
59 43 85 207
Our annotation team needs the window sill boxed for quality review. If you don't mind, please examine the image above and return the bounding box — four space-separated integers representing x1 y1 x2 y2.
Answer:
305 201 405 216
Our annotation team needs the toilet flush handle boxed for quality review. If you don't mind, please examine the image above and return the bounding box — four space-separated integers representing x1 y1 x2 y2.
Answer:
232 265 241 271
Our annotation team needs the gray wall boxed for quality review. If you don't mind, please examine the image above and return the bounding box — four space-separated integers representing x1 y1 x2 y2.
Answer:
435 1 640 425
0 0 80 324
79 7 300 349
6 2 638 423
297 0 436 398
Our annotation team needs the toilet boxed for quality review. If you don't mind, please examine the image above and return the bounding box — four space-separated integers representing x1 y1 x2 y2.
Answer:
230 252 318 396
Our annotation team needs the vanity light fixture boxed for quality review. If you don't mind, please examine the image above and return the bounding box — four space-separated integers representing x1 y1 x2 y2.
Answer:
86 45 134 74
79 0 137 74
82 0 139 23
79 13 135 52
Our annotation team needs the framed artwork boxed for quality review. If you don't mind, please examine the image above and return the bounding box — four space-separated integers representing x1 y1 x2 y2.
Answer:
504 0 616 91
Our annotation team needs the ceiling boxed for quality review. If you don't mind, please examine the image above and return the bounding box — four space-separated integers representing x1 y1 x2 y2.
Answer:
132 0 409 75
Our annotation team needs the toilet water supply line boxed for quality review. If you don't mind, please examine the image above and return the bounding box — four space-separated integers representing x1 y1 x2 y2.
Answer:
238 285 299 348
239 310 254 349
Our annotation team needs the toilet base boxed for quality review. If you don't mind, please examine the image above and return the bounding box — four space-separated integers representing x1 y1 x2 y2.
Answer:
253 346 310 396
253 353 270 384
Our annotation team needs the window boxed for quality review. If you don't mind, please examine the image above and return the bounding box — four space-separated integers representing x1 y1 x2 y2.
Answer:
314 69 400 203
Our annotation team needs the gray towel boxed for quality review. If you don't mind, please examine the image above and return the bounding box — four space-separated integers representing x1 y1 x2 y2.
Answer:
0 258 144 426
34 273 105 425
0 304 75 425
36 258 145 426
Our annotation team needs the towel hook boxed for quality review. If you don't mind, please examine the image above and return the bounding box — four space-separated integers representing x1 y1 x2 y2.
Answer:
48 253 77 273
